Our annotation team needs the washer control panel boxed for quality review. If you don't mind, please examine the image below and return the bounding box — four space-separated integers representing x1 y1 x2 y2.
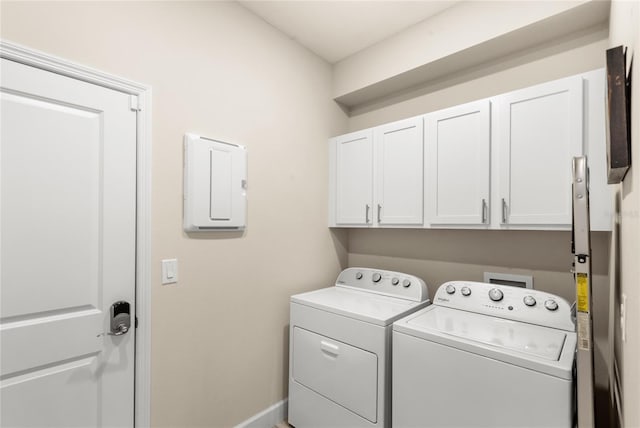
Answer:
433 281 574 331
336 267 429 302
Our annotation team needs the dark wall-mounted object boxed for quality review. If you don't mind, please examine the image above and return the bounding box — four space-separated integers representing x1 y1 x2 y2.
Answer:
606 45 632 184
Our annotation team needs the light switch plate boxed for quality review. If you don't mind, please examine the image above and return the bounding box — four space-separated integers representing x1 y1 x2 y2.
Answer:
162 259 178 285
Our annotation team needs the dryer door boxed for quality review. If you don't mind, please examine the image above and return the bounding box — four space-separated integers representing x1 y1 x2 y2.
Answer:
292 327 378 423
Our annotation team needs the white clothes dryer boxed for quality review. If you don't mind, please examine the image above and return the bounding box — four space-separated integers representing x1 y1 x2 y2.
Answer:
393 281 576 428
288 268 430 428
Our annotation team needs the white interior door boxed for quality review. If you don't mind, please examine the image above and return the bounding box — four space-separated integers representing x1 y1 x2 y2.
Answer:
0 58 136 427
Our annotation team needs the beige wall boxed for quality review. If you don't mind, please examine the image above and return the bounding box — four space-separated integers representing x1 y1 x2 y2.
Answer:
0 2 348 426
608 1 640 426
332 0 593 99
347 32 608 130
349 230 609 308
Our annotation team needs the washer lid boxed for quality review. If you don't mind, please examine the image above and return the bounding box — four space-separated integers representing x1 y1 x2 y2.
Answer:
291 286 430 326
410 306 566 360
394 306 576 379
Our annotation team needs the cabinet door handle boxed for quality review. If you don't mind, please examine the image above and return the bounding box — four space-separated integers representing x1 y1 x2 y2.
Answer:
501 198 508 223
377 204 382 223
365 204 370 223
481 199 488 224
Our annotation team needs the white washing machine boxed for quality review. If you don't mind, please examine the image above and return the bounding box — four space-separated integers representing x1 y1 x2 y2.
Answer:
393 281 576 428
288 267 430 428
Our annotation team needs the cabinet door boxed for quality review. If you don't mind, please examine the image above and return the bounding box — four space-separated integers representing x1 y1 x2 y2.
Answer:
426 100 490 225
335 129 374 225
376 118 423 225
498 76 583 226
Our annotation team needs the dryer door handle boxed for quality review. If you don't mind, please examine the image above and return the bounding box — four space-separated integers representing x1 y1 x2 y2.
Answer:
320 340 340 357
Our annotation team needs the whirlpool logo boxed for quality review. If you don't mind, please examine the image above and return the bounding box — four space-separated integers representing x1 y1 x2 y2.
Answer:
437 297 450 302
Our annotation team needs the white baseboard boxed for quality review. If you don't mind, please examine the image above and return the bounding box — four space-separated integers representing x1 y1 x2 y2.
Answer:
235 398 288 428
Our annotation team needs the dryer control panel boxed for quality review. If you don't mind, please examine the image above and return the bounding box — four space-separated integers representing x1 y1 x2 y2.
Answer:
336 268 429 302
434 281 574 331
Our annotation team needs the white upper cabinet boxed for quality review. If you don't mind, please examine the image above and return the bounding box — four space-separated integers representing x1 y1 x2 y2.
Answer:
497 75 584 227
329 70 610 231
329 118 424 227
376 118 424 225
425 100 491 225
334 129 374 225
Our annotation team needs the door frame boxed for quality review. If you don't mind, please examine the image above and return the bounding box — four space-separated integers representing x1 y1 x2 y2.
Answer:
1 39 152 428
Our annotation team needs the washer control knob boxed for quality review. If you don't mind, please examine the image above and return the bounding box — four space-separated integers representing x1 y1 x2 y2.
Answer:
523 296 537 307
445 284 456 295
372 273 382 283
402 279 411 288
544 299 559 311
489 288 504 302
391 277 399 286
461 286 471 296
355 272 363 280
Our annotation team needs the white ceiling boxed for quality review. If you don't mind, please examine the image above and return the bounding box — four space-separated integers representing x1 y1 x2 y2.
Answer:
238 1 460 63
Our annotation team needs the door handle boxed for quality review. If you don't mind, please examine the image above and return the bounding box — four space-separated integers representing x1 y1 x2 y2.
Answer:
377 204 382 223
98 301 131 337
365 204 370 223
501 198 508 223
481 199 488 224
320 340 340 357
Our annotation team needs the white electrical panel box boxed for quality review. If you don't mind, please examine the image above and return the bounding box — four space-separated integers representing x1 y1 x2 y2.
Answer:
183 134 247 232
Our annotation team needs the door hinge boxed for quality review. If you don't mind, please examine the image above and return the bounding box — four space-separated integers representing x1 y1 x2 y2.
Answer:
129 94 142 112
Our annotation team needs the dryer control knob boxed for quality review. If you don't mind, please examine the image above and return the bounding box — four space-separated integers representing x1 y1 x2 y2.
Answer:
391 277 399 286
489 288 504 302
523 296 537 307
372 273 382 283
402 279 411 288
355 272 363 280
461 286 471 296
445 284 456 295
544 299 559 311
